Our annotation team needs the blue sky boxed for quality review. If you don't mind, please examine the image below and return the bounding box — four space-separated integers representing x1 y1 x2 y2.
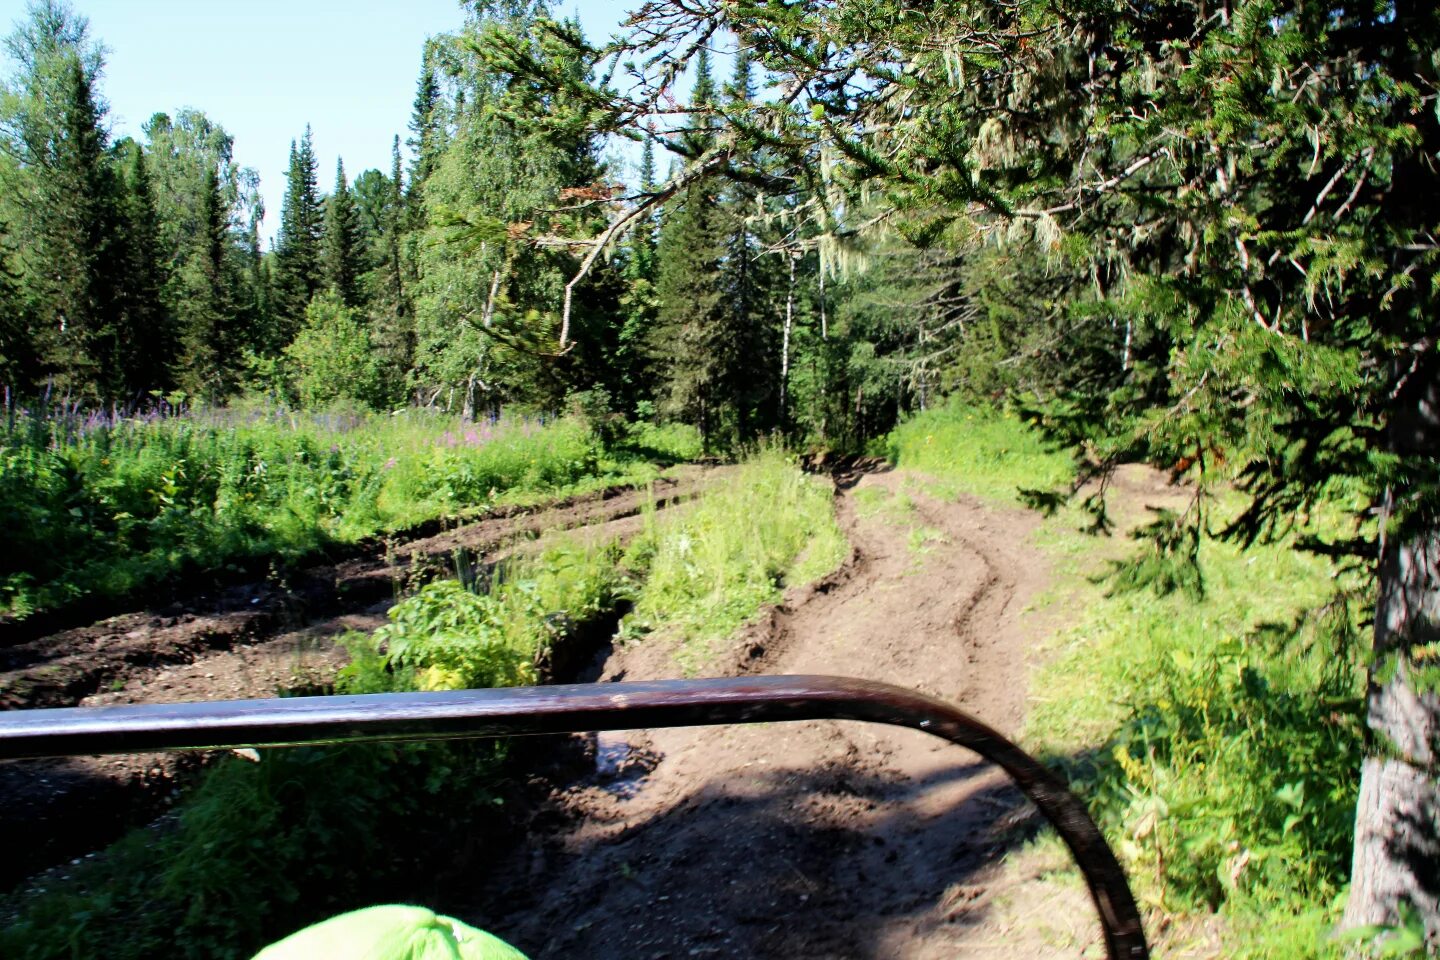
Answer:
0 0 636 244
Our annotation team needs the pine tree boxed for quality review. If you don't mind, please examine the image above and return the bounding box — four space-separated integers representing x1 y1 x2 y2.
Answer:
9 38 126 397
172 167 233 399
651 53 733 447
717 45 780 435
112 140 172 395
407 51 444 205
321 158 362 307
272 126 323 342
0 209 30 390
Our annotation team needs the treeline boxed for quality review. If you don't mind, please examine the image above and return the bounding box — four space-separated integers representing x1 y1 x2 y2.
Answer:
0 0 930 452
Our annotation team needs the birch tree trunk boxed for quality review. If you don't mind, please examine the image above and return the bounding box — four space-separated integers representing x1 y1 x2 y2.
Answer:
781 255 794 421
1344 371 1440 944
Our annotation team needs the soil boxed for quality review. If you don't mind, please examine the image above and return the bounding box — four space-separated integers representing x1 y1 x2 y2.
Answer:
0 467 725 887
3 459 1180 955
444 464 1111 959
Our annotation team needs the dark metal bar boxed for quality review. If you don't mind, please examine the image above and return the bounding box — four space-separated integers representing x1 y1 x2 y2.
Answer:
0 675 1148 959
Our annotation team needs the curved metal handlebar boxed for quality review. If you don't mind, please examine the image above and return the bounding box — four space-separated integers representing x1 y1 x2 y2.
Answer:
0 675 1148 958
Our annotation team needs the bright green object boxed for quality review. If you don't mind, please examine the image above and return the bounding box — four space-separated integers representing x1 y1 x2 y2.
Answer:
252 905 530 960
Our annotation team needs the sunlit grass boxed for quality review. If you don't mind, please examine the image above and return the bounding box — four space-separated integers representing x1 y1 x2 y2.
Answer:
621 447 848 665
0 405 692 618
882 405 1368 959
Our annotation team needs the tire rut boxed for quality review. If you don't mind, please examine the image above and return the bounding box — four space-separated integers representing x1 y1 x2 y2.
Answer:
454 466 1065 960
0 467 731 890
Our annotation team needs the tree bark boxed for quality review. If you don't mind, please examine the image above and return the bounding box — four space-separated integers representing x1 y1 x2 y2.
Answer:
781 255 794 421
1344 370 1440 944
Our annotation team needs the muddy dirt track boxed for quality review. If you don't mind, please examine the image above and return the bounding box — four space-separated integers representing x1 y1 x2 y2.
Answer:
0 468 723 886
1 461 1167 955
444 465 1109 959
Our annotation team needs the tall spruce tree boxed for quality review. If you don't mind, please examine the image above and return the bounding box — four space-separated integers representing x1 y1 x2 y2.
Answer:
171 168 234 399
272 126 323 342
652 49 733 447
321 158 362 307
407 50 445 208
112 140 171 394
1 7 127 398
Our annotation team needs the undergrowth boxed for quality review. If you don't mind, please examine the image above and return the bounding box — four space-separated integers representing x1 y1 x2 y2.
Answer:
619 448 848 665
883 404 1371 959
0 405 697 619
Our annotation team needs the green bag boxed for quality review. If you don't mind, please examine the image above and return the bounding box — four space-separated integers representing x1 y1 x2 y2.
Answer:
252 905 530 960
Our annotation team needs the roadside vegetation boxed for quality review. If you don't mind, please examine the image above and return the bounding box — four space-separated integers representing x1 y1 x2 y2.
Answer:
0 403 699 620
0 451 843 960
620 448 848 666
887 403 1374 958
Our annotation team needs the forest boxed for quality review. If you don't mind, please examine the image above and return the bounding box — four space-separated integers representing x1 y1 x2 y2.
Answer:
1 0 1437 957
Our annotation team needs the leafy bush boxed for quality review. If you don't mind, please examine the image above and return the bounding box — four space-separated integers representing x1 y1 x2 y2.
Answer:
283 294 388 410
344 539 626 693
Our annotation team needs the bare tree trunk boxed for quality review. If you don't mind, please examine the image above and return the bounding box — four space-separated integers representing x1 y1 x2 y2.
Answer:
462 374 478 422
481 270 501 328
917 318 927 412
819 265 828 341
1344 372 1440 944
781 255 794 421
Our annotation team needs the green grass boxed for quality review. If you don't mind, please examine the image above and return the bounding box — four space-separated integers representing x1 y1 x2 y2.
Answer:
876 400 1073 503
882 405 1369 959
0 406 695 619
619 448 848 666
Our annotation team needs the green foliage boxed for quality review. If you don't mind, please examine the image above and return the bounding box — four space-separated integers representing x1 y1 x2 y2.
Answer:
0 533 629 960
0 406 666 619
272 125 324 338
321 159 363 307
348 539 625 692
880 400 1073 503
621 448 847 657
284 294 385 410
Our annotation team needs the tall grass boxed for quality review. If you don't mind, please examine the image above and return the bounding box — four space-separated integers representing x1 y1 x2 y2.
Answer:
877 400 1073 502
0 404 688 619
620 448 849 661
883 405 1367 958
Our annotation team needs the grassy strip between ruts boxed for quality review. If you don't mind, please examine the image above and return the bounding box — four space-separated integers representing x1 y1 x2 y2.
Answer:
0 404 702 620
884 400 1369 959
0 450 847 960
618 446 849 670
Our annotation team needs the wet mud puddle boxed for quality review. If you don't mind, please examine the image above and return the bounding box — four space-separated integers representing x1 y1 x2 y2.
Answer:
591 731 659 797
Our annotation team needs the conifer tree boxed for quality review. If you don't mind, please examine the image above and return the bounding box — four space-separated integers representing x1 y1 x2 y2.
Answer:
112 140 172 394
272 125 323 342
0 209 30 390
652 50 733 447
3 20 126 397
407 51 444 204
171 167 234 399
321 158 362 307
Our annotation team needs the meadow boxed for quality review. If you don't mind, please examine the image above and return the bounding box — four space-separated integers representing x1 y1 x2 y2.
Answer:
0 401 700 620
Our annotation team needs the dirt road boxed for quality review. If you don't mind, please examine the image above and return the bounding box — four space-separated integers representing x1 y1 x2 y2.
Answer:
454 464 1104 959
0 468 724 888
